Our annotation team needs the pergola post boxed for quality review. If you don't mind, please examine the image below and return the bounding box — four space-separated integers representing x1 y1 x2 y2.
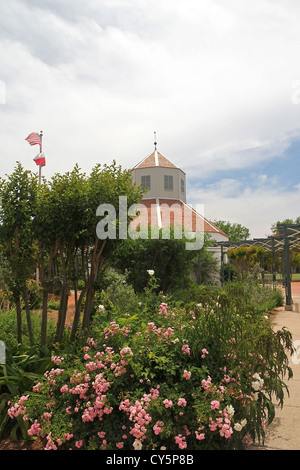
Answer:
220 244 224 287
283 225 293 310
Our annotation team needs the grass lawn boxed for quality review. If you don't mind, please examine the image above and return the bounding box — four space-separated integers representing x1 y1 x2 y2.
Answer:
263 273 300 281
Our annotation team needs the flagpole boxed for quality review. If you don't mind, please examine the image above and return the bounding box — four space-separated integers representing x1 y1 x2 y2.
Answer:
36 130 43 285
38 130 43 185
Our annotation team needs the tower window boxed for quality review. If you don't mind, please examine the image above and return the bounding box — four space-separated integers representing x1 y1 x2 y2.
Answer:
181 178 184 193
141 175 151 189
164 175 173 191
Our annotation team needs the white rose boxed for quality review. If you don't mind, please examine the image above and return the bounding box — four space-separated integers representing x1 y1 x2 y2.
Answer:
252 373 261 380
226 405 235 417
234 423 243 432
252 381 261 391
133 439 142 450
147 269 154 276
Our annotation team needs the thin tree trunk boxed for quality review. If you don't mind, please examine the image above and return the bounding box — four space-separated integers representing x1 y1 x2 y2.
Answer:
39 244 58 346
82 240 106 332
40 289 48 346
55 243 72 343
16 298 22 344
23 288 34 345
56 286 69 343
70 286 87 342
82 283 95 331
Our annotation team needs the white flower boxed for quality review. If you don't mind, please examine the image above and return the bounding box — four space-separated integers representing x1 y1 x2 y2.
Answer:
171 338 180 344
251 381 261 391
252 373 264 388
234 423 243 432
98 304 105 312
133 439 142 450
147 269 154 276
160 446 167 450
252 392 259 401
226 405 235 417
252 373 261 380
251 373 264 391
234 418 247 432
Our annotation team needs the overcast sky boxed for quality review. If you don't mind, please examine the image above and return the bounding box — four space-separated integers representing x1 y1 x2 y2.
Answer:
1 0 300 238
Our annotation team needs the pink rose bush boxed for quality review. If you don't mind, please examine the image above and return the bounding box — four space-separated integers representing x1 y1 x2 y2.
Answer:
7 299 293 450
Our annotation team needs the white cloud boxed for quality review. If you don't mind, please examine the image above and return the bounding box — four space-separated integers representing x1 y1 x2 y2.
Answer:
188 177 300 239
0 0 300 238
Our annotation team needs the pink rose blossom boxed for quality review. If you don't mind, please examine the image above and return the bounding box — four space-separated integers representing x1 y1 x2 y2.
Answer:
183 369 191 380
177 397 187 407
211 400 220 410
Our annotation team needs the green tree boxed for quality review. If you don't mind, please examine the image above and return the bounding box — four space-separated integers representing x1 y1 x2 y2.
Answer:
227 246 265 277
34 162 144 343
270 217 300 234
212 220 250 241
33 165 89 344
112 227 214 293
0 163 39 344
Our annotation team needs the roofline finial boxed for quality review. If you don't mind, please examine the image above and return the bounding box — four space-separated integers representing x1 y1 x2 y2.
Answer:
154 131 157 150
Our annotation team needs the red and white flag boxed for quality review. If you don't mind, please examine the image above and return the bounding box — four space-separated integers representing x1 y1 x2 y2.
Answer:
33 152 46 167
25 132 41 149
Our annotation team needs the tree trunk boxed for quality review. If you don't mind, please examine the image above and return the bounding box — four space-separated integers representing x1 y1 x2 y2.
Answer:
82 282 95 331
23 288 34 345
81 239 106 332
40 289 48 346
70 286 87 342
55 285 69 343
16 298 22 344
39 244 58 346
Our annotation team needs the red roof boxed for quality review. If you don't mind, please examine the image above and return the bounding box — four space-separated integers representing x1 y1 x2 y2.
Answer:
131 151 180 170
130 198 228 237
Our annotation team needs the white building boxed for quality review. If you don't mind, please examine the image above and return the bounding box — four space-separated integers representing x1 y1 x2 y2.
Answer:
130 146 229 244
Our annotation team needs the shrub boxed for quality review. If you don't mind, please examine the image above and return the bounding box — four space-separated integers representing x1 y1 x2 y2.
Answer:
0 310 56 352
7 293 293 450
0 345 52 439
224 275 284 316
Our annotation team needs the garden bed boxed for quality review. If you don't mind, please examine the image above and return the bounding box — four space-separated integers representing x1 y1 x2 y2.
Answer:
0 277 293 451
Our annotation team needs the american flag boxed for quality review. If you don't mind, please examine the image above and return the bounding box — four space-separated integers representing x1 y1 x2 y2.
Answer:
25 132 41 149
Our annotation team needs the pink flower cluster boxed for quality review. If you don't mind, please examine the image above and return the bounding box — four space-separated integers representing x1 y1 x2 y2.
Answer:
119 387 160 442
103 321 130 340
7 395 29 419
201 375 212 391
144 322 174 342
51 355 64 365
183 369 191 380
158 302 168 317
182 344 190 356
120 346 133 358
163 399 173 408
28 420 42 436
208 408 233 439
177 397 187 407
201 348 209 359
153 420 164 435
174 434 187 449
195 429 205 441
